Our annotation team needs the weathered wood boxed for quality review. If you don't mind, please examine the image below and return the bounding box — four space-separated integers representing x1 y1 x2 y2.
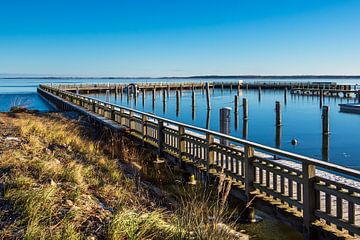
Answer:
303 163 316 240
242 98 248 120
276 101 282 127
206 82 211 110
322 106 329 135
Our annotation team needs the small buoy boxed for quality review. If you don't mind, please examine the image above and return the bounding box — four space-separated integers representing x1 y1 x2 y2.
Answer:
291 139 298 146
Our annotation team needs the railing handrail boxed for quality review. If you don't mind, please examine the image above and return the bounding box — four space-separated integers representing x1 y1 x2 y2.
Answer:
40 84 360 180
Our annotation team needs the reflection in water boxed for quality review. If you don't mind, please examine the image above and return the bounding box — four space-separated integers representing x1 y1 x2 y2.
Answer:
206 110 211 129
322 134 329 161
242 119 248 140
276 126 282 148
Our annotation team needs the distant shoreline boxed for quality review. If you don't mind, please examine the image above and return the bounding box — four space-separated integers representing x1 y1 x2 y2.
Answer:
1 75 360 80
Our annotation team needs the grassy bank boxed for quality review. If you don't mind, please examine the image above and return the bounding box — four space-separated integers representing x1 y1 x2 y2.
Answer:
0 112 244 240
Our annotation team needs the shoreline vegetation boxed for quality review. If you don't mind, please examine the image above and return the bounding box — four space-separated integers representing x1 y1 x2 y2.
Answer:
0 111 250 240
1 75 360 80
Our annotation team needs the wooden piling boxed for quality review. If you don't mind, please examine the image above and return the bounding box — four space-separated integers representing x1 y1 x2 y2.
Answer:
258 87 261 101
322 106 329 135
176 90 180 116
284 88 288 104
243 98 248 120
192 88 196 109
142 88 146 106
206 82 211 110
220 107 231 146
162 89 166 113
234 95 239 113
276 101 282 127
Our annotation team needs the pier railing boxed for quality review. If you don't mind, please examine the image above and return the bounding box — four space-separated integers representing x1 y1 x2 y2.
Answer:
39 84 360 238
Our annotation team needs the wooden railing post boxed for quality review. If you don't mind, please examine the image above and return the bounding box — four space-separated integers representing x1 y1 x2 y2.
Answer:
206 133 215 174
110 105 115 120
178 126 185 161
142 115 148 145
244 145 255 201
302 162 316 240
158 120 165 157
129 111 135 130
119 108 124 126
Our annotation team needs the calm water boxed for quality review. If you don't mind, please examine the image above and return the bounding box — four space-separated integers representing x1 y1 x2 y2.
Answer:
89 85 360 169
1 78 360 168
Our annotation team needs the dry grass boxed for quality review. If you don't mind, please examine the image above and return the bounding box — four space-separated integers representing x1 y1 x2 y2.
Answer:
0 112 244 240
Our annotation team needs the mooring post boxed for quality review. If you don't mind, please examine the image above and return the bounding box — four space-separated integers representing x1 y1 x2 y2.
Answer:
206 82 211 110
220 107 231 146
284 88 288 104
230 82 233 93
234 95 239 113
258 87 262 101
275 101 282 127
243 98 248 120
162 89 166 113
192 87 196 109
322 106 329 135
302 162 316 240
221 82 224 93
237 80 242 95
176 90 180 116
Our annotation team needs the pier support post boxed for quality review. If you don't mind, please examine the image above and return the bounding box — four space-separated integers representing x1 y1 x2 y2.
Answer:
220 107 231 146
322 106 329 135
258 87 261 102
176 90 180 116
302 162 317 240
206 82 211 110
243 98 248 120
162 89 166 113
192 87 196 109
234 95 239 113
142 88 146 107
275 101 282 127
237 80 242 95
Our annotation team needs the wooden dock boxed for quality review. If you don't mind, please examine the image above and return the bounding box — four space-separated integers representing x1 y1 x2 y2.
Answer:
38 83 360 240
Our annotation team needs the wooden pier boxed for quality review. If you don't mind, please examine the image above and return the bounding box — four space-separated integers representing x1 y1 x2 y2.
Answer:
38 83 360 240
339 104 360 114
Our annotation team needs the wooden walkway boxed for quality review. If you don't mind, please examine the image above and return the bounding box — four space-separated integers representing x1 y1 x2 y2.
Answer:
38 83 360 240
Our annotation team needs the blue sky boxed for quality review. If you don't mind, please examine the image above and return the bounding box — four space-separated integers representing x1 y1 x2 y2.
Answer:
0 0 359 77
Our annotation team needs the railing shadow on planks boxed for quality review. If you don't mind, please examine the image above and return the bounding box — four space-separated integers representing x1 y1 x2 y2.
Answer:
39 84 360 239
